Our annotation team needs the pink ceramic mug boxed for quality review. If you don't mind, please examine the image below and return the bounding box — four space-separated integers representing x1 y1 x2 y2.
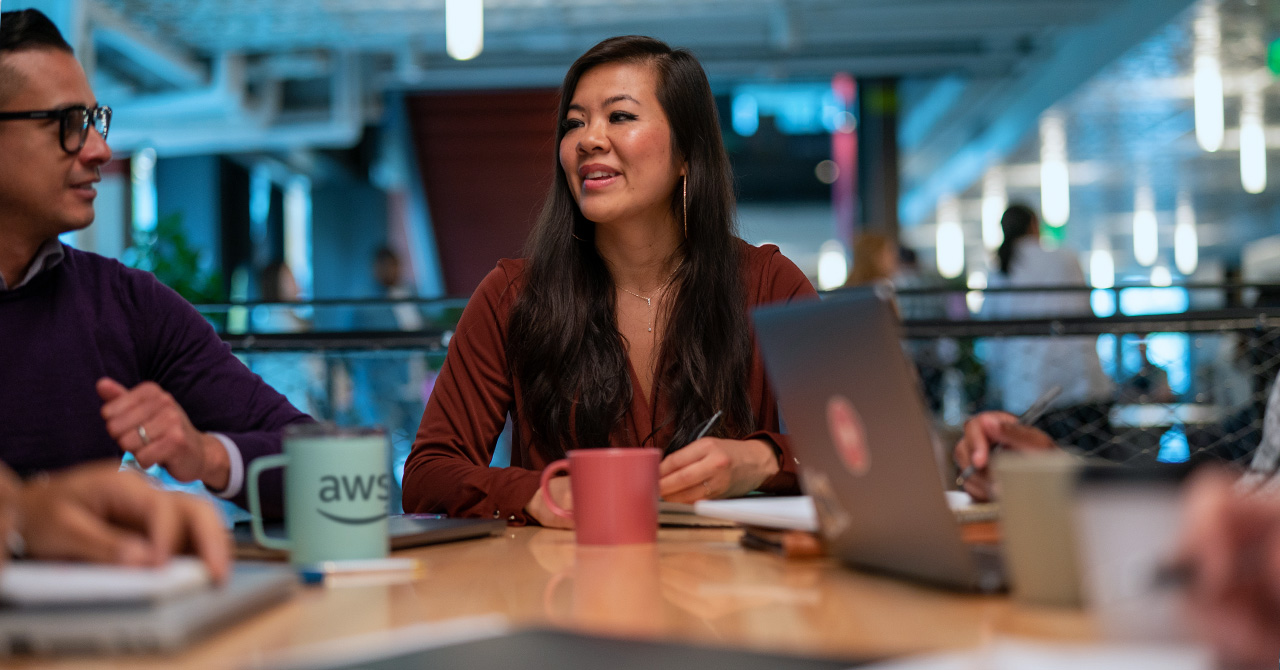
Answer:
539 447 660 545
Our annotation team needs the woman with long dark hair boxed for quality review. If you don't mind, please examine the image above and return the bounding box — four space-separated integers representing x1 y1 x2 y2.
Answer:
401 36 815 527
977 204 1111 498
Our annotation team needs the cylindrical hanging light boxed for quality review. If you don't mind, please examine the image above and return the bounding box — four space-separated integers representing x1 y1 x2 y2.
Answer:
965 270 987 314
446 0 484 61
1194 1 1224 152
1133 183 1159 267
816 239 849 290
1039 113 1070 227
1174 190 1199 275
1241 82 1267 194
1150 265 1172 287
936 195 965 279
981 167 1006 250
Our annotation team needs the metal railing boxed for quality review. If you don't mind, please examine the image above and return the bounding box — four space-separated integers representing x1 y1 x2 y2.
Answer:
196 283 1280 471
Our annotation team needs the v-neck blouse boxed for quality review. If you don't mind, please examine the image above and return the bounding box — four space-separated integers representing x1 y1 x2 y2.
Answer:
402 241 818 524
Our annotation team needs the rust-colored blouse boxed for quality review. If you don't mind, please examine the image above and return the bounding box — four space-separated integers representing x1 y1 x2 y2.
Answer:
402 242 818 523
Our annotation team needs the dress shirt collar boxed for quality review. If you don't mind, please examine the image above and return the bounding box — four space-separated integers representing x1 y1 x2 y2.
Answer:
0 239 66 292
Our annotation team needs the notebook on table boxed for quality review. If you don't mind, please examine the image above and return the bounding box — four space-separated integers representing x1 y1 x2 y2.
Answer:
753 288 1005 592
0 560 296 655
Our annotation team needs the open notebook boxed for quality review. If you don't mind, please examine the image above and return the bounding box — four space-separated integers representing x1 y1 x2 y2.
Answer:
691 493 997 532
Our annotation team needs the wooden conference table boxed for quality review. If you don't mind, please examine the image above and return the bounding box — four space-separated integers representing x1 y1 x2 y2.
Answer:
14 526 1095 670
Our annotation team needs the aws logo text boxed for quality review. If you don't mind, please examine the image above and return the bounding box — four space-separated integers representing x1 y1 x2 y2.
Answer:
315 474 390 525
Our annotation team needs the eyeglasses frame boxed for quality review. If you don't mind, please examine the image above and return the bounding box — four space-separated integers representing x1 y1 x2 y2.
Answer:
0 105 112 153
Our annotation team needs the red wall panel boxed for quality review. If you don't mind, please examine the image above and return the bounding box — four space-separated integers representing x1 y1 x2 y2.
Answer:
406 90 560 295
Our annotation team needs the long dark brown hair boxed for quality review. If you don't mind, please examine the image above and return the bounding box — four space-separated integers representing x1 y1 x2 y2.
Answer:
507 35 752 461
996 203 1039 276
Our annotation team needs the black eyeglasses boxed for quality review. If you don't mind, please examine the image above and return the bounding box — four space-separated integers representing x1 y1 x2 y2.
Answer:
0 105 111 153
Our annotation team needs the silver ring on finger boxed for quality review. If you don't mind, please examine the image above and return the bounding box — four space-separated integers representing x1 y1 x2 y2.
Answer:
136 424 150 446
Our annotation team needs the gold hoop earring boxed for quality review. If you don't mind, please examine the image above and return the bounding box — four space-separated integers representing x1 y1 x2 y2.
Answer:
682 176 688 240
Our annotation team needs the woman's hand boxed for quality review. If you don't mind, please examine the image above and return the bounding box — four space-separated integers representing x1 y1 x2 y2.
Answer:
1175 469 1280 668
953 411 1058 502
659 438 779 503
525 475 574 529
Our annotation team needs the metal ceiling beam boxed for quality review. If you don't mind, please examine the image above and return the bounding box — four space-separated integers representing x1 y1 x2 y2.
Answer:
86 0 208 89
898 0 1199 226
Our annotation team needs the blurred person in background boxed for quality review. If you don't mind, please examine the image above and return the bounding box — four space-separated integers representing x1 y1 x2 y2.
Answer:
1120 339 1175 404
982 204 1114 454
955 396 1280 669
0 9 309 520
402 35 816 527
350 246 430 513
845 232 898 288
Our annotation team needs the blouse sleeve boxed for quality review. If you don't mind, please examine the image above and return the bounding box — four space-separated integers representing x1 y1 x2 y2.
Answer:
746 245 819 494
400 263 542 521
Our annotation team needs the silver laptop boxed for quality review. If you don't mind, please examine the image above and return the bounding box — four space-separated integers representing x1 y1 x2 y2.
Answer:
753 288 1004 592
0 561 296 655
235 516 506 558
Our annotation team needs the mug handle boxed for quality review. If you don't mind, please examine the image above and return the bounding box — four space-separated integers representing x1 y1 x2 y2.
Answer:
247 454 291 551
539 459 573 521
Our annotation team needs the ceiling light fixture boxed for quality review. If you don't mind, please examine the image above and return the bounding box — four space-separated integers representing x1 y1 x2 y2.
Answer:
1241 82 1267 194
1133 183 1159 267
966 270 987 314
1039 113 1070 227
1193 2 1224 152
816 240 849 290
936 195 965 279
1151 265 1173 288
446 0 484 61
1174 191 1199 275
981 167 1006 250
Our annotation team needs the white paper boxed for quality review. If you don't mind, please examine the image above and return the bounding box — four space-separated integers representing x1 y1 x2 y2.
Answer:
693 496 818 531
0 556 210 606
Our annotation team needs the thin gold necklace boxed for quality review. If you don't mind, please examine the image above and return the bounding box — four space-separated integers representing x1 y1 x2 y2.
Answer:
619 271 677 333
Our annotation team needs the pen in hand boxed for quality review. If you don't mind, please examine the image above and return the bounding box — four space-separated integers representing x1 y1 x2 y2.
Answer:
955 385 1062 487
691 410 723 443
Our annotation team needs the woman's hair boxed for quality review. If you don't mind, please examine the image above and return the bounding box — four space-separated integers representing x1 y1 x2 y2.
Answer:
506 35 751 461
847 233 897 286
996 203 1039 275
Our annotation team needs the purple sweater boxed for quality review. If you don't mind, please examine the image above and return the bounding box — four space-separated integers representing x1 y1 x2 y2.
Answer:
0 246 309 517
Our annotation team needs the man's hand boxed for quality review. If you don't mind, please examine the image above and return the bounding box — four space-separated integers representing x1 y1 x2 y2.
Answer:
0 465 21 571
953 411 1058 502
1175 469 1280 669
659 438 779 504
525 475 574 529
97 378 229 490
16 462 231 583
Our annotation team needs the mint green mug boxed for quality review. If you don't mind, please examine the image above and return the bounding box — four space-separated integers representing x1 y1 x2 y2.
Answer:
248 424 391 566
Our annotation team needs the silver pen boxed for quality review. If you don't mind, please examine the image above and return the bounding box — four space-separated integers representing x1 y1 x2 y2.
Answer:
692 410 723 442
955 385 1062 487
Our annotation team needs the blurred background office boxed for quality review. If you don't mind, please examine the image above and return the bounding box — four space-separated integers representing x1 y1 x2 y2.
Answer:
10 0 1278 505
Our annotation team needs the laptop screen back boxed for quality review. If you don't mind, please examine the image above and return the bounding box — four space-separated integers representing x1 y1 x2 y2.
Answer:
753 289 982 589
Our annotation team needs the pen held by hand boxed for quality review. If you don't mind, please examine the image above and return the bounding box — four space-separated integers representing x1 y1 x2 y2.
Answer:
954 386 1063 487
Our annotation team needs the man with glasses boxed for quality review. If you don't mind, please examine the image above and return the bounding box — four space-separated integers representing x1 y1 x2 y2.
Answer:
0 9 309 545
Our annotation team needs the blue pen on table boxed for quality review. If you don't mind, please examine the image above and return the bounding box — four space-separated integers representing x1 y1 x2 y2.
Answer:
955 385 1063 487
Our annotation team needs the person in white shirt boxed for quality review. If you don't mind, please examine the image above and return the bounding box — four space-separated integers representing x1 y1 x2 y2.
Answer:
981 203 1112 415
